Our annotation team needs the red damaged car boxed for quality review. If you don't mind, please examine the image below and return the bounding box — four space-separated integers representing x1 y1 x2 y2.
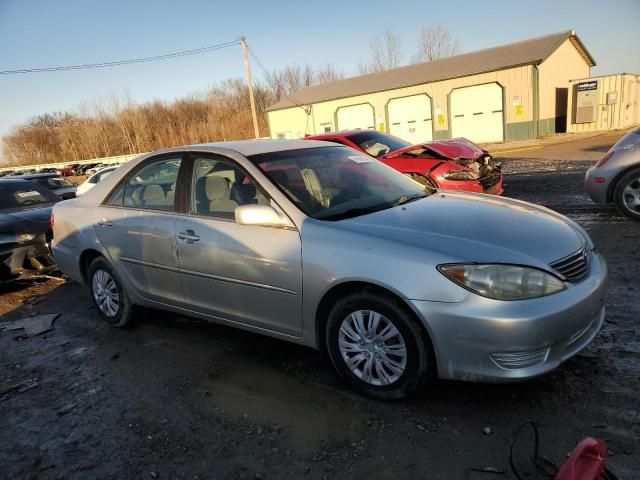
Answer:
305 131 503 195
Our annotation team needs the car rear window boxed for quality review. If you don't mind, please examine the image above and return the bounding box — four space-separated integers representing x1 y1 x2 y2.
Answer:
33 176 74 189
0 181 59 211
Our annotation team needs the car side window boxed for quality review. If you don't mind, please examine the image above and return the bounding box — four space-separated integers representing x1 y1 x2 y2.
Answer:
190 156 269 220
105 157 181 211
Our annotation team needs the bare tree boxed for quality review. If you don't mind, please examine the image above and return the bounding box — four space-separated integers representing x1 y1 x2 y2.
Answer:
412 25 461 63
315 64 344 84
360 29 403 74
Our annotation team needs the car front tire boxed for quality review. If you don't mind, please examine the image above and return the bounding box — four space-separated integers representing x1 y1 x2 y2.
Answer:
613 167 640 221
88 257 136 327
326 291 431 400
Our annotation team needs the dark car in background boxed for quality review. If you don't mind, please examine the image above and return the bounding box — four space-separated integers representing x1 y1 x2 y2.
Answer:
20 173 77 199
0 179 59 282
77 163 99 175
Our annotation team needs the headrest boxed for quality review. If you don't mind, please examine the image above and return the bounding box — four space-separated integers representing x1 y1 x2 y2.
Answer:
143 184 165 202
205 175 230 200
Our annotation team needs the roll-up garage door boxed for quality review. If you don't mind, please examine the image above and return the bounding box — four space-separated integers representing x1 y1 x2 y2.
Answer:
388 94 433 144
336 104 375 131
450 83 504 143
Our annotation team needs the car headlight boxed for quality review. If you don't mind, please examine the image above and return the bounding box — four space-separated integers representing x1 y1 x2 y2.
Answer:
0 233 36 245
442 170 479 181
438 264 566 300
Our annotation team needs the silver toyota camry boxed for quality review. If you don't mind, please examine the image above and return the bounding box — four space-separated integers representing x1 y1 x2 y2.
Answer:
52 140 608 399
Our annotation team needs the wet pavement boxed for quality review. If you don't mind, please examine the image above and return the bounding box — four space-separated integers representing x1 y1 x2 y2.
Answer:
1 131 639 479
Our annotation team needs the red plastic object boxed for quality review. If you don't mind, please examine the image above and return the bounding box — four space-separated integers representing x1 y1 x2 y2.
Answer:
555 437 607 480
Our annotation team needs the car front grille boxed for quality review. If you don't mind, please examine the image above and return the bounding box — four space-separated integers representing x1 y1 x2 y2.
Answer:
490 347 550 370
550 247 590 283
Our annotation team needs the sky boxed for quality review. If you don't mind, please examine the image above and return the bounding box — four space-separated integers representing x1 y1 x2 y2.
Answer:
1 0 639 162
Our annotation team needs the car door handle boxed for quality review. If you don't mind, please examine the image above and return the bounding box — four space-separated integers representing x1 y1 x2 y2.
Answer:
178 230 200 243
97 219 113 226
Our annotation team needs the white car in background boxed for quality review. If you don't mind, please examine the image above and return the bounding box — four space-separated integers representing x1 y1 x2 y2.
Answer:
76 166 118 195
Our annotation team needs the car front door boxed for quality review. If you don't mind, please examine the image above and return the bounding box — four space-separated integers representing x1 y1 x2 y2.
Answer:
94 155 185 306
175 154 303 336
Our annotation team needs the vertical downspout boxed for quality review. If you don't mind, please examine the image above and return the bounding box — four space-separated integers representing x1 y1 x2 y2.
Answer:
533 64 540 138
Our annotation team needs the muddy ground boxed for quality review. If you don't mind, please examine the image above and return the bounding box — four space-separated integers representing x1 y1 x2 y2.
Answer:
1 131 638 479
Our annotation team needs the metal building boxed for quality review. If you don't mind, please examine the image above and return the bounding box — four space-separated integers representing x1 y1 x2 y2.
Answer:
567 74 640 133
266 30 595 144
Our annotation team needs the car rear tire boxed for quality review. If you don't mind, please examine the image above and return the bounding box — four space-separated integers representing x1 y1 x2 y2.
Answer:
613 167 640 221
326 291 431 400
88 257 135 327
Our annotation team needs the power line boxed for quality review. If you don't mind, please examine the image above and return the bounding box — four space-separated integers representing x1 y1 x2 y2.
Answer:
0 38 242 75
246 43 309 113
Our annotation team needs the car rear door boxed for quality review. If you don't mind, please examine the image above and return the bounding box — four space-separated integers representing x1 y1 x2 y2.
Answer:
175 153 303 336
94 154 185 306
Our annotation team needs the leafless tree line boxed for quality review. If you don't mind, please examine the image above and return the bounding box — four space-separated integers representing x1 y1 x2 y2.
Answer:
359 25 461 74
2 25 459 166
2 65 343 166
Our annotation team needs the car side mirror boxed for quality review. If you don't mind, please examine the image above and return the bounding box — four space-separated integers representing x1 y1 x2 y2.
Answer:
235 204 294 229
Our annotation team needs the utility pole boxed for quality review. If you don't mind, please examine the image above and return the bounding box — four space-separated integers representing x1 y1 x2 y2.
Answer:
241 36 260 139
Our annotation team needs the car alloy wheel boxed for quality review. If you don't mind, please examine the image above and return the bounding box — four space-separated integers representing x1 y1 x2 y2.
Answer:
92 269 120 317
338 310 407 386
621 174 640 214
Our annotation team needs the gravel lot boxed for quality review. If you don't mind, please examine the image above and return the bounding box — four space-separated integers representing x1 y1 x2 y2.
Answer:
1 131 638 479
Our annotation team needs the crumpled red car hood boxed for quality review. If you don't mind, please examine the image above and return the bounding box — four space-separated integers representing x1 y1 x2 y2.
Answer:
383 137 486 160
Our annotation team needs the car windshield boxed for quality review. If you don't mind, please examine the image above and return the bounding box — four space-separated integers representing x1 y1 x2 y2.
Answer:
349 131 412 158
249 146 433 221
32 176 74 189
0 181 58 211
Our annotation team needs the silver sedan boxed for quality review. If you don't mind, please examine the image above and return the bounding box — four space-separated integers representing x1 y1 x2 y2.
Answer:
52 140 608 399
585 127 640 220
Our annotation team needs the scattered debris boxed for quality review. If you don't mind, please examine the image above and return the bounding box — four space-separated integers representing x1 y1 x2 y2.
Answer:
150 471 159 479
466 466 506 476
483 427 492 435
0 377 39 401
0 314 59 337
57 386 102 416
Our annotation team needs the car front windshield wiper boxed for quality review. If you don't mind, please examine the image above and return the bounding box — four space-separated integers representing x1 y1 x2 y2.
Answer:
316 202 393 221
393 193 429 206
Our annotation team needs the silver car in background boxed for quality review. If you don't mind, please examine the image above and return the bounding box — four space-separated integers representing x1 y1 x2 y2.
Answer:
585 127 640 220
52 140 608 399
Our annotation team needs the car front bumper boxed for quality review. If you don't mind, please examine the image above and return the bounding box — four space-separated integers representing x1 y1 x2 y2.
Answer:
409 251 608 382
0 234 57 282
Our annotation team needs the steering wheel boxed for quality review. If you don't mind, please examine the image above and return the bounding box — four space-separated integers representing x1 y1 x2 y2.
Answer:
332 182 365 205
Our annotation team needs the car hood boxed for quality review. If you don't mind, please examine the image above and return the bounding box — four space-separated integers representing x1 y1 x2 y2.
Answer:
383 137 486 161
0 206 53 234
336 192 586 266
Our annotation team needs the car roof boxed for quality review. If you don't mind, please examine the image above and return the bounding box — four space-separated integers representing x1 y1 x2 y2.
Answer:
157 139 339 157
19 173 58 179
307 130 379 138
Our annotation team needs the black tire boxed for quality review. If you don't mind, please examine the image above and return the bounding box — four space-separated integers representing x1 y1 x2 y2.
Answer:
613 167 640 221
325 291 432 400
87 256 136 327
